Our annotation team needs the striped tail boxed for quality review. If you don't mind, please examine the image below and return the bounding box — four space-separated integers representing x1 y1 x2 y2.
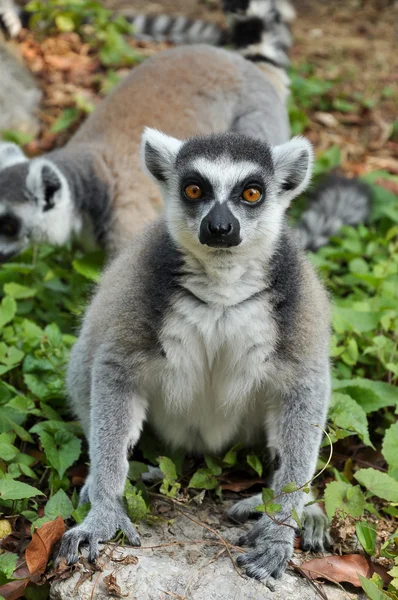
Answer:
124 13 226 46
122 0 296 70
295 175 372 251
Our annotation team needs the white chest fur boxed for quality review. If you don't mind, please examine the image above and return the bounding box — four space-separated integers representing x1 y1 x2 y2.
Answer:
145 260 277 453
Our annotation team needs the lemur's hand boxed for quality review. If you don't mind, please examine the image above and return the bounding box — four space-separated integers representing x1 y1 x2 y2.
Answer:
59 500 140 564
237 517 294 580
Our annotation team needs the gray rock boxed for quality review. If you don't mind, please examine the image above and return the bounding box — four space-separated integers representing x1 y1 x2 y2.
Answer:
50 505 358 600
0 39 41 136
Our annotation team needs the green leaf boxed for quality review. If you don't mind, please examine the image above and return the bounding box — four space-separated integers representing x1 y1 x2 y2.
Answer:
0 297 16 330
71 502 90 525
332 379 398 413
204 455 222 476
44 489 73 520
72 252 104 282
332 307 379 334
355 468 398 502
0 479 43 501
0 439 19 462
0 552 18 579
282 482 298 493
356 521 377 556
40 430 81 479
51 108 79 133
124 480 147 522
188 468 218 490
246 454 263 477
222 443 242 466
128 461 149 481
3 283 37 299
55 13 75 31
324 481 365 519
291 506 302 530
359 575 393 600
157 456 177 482
382 422 398 475
264 502 282 515
329 393 373 447
262 488 274 504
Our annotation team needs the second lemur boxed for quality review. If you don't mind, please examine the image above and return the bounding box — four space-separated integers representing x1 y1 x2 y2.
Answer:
59 129 331 581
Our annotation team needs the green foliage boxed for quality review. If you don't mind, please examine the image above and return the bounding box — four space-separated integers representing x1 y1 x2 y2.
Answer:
354 469 398 503
157 456 181 498
124 480 148 522
0 245 93 518
356 521 377 556
26 0 142 67
324 481 366 519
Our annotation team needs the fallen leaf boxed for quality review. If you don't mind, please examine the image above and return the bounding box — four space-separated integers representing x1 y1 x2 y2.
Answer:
0 562 31 600
221 479 264 492
300 554 371 587
0 578 28 600
0 520 13 540
103 573 128 597
25 517 65 576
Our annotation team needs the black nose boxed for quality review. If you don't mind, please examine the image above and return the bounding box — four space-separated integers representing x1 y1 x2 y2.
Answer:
200 203 241 248
207 221 232 236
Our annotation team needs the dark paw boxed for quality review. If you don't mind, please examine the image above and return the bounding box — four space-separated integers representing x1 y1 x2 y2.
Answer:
236 518 294 580
237 541 291 580
301 507 331 552
58 505 140 565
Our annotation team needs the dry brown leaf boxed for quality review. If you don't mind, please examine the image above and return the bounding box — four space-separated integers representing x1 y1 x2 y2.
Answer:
300 554 371 587
0 578 29 600
221 479 264 492
25 517 65 576
103 573 128 597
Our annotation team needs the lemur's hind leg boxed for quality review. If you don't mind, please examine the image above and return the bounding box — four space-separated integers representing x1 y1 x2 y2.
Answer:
228 492 331 552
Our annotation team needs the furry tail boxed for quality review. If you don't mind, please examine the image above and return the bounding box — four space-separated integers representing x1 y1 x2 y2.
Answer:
295 175 372 251
121 0 295 69
0 0 21 37
124 13 225 46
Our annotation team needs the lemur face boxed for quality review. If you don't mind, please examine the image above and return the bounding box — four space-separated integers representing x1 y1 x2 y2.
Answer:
142 129 313 257
0 143 74 262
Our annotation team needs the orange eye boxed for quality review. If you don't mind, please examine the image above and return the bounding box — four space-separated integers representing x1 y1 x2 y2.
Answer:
185 184 202 200
242 187 262 203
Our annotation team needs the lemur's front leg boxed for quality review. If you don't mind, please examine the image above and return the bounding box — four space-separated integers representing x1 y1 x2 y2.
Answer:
237 372 330 580
59 351 147 564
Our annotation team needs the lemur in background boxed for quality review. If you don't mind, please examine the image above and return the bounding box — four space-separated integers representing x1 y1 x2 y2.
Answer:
0 0 370 261
59 128 331 581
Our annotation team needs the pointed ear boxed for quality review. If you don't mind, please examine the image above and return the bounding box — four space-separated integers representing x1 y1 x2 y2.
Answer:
26 159 64 211
271 136 313 205
141 128 183 184
0 142 27 171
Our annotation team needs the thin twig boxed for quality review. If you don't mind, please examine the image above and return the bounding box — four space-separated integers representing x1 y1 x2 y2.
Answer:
174 507 243 578
89 548 114 600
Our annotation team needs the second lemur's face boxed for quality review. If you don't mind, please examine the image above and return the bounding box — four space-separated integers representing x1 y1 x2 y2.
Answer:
142 129 313 258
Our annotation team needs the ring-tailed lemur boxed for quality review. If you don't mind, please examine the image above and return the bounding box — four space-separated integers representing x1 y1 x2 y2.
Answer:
59 129 331 581
0 42 292 261
0 37 371 262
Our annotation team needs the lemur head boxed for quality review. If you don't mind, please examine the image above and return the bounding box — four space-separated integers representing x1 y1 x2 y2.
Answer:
141 128 313 259
0 142 76 262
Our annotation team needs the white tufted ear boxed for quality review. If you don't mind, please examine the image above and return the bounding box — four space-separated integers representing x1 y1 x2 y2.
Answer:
26 159 67 212
141 127 183 184
0 142 27 171
271 136 313 206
